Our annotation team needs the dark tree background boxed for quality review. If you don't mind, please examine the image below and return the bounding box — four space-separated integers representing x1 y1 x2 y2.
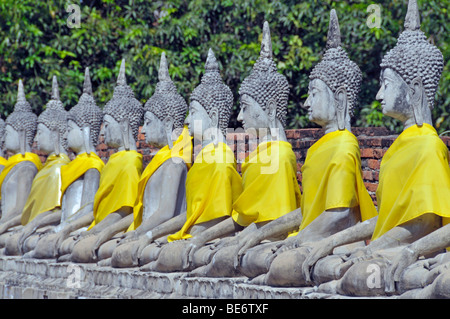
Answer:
0 0 449 134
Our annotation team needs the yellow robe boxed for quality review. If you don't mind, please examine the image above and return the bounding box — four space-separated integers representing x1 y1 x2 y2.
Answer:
231 141 301 227
0 152 43 200
167 142 242 242
372 124 450 241
88 150 143 230
0 156 7 167
127 127 193 231
60 152 105 197
21 153 71 225
294 129 377 234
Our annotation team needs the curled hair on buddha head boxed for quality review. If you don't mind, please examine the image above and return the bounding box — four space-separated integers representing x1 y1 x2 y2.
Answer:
144 52 188 130
309 9 363 117
67 67 103 147
189 48 234 137
5 80 38 148
238 21 290 128
37 76 68 150
380 0 444 110
103 59 144 141
0 117 5 145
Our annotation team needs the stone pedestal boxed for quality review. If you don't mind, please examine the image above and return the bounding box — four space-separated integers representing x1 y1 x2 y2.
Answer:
0 256 361 299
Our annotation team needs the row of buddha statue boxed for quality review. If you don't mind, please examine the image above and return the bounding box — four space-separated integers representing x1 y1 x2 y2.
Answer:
0 0 448 298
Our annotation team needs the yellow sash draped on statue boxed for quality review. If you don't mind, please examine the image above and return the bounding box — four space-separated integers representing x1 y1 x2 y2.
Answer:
295 130 377 234
0 156 7 167
21 153 70 225
87 150 143 230
60 152 105 197
231 141 301 227
167 142 242 242
372 124 450 241
0 152 43 200
127 127 193 231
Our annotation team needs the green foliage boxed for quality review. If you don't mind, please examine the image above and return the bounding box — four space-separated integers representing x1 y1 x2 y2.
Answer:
0 0 449 133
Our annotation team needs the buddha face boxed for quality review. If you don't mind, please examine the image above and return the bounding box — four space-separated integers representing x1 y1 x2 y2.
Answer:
142 111 167 147
67 120 84 153
303 79 336 127
103 114 123 149
4 125 20 153
35 123 55 154
376 68 413 122
237 94 272 136
185 100 212 140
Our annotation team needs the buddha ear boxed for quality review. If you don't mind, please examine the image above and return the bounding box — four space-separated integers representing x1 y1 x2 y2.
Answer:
209 108 219 128
266 98 277 125
163 115 174 149
120 118 131 151
82 126 92 155
19 128 27 155
334 86 348 131
51 128 61 156
410 76 424 127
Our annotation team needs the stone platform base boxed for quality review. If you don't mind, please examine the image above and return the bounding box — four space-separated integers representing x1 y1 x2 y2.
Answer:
0 256 350 299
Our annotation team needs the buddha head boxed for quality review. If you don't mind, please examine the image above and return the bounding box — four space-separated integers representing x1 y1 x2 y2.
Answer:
185 48 233 144
303 10 362 133
376 0 444 128
36 76 68 156
102 59 144 151
67 67 103 155
4 80 38 155
143 52 188 148
237 21 290 140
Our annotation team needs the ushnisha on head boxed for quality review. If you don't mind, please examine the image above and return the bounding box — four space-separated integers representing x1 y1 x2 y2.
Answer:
67 67 103 154
188 48 234 139
102 59 144 150
36 76 68 155
238 21 290 137
4 80 38 154
377 0 444 127
305 9 362 132
143 52 188 147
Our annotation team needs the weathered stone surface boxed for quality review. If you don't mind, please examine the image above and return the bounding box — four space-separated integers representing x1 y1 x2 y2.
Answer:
0 256 387 299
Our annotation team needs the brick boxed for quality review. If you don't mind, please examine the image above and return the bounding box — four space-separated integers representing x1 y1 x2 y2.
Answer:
364 182 378 193
373 148 385 159
96 143 107 151
360 148 374 158
372 171 379 181
285 130 295 139
381 137 396 148
368 159 381 170
362 170 374 181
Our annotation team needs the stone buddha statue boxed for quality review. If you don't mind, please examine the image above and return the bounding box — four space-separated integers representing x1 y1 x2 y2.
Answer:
1 76 70 255
242 9 378 287
299 0 449 296
93 52 192 266
0 80 41 247
64 59 144 263
23 67 105 259
180 21 302 278
135 48 243 272
383 227 450 298
0 119 6 174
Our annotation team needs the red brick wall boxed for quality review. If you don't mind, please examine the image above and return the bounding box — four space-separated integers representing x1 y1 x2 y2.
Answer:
31 127 450 208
